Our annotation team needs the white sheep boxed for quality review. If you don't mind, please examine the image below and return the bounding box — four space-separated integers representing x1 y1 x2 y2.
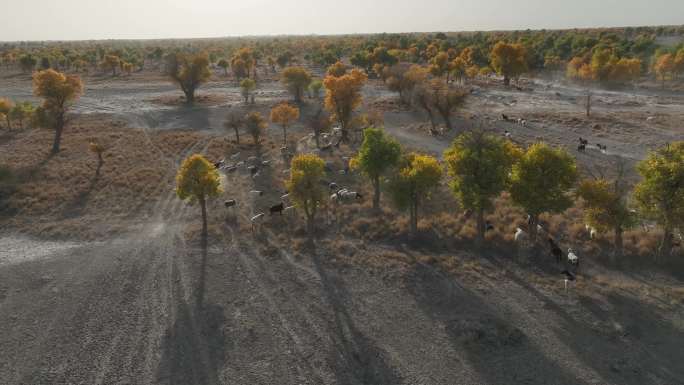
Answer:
514 227 528 243
251 213 265 233
567 248 579 266
585 224 597 240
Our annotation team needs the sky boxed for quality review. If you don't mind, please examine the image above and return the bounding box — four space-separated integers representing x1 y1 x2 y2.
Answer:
1 0 683 41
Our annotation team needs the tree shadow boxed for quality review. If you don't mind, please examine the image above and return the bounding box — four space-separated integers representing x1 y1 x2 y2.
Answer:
310 246 402 385
483 255 684 385
157 235 226 385
62 168 101 218
405 262 583 385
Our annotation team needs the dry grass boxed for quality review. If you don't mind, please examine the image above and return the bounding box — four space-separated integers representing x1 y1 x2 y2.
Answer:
0 115 235 239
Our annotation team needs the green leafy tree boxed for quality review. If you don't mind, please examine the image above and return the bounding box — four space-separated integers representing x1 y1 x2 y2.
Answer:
389 153 443 237
176 154 222 237
509 143 578 242
9 101 35 129
240 78 256 104
166 52 211 104
444 131 522 246
350 127 402 211
578 173 637 259
633 142 684 258
287 154 326 237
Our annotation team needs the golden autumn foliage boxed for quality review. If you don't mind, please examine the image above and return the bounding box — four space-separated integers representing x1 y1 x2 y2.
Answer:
0 98 14 129
101 55 120 76
175 154 222 236
326 61 348 77
32 69 84 153
165 52 211 104
270 103 300 145
281 66 312 102
286 154 326 236
567 50 641 84
323 68 367 140
489 42 528 86
654 53 675 86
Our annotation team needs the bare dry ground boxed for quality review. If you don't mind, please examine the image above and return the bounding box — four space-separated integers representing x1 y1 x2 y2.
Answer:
0 67 683 385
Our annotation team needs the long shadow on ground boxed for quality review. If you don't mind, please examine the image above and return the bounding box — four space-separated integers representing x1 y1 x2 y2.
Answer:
157 237 226 385
406 263 583 385
312 246 403 385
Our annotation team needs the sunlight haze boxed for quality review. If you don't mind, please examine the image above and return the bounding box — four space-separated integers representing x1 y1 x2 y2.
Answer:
2 0 684 41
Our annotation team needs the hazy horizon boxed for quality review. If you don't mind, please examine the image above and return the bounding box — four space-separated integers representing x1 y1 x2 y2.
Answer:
1 0 684 42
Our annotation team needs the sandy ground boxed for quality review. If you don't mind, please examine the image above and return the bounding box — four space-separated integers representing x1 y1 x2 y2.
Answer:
1 68 683 385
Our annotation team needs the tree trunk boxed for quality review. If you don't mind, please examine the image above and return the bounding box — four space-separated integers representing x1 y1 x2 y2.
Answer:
5 117 11 131
613 226 623 262
372 176 381 212
586 94 591 117
51 124 64 154
282 125 288 146
426 109 437 131
409 199 418 238
200 196 207 237
185 89 195 104
443 114 453 131
529 214 539 244
476 208 485 248
659 228 673 259
503 75 510 86
234 127 240 144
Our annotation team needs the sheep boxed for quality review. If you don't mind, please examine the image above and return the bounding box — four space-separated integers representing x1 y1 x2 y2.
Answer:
283 169 291 175
280 193 290 201
341 191 362 200
283 205 296 217
585 224 597 240
567 248 579 267
504 130 511 139
485 221 494 232
230 152 241 161
596 143 607 153
329 182 339 191
579 137 589 146
236 161 245 167
514 227 528 243
261 160 271 167
250 213 266 233
224 199 237 208
249 190 264 197
213 159 225 169
578 143 586 152
561 270 576 293
502 113 510 121
548 237 563 263
225 166 237 173
247 156 258 163
247 165 259 176
269 202 285 215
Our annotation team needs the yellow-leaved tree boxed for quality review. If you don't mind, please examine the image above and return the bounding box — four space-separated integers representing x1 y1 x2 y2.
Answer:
388 152 443 237
281 66 312 103
32 69 84 154
165 52 211 104
270 103 299 145
490 41 528 86
323 68 367 142
176 154 222 237
287 154 326 237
